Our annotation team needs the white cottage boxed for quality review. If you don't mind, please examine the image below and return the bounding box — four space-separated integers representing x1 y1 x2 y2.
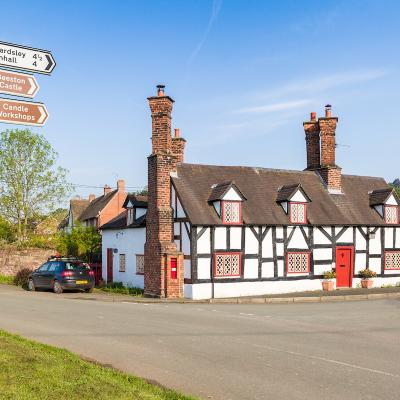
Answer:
104 85 400 299
100 194 147 288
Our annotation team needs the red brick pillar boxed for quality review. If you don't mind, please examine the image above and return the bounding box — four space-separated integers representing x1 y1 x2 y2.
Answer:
318 105 342 192
303 112 320 170
144 85 184 298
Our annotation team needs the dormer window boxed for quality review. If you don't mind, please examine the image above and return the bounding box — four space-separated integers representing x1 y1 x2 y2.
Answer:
290 202 307 224
385 206 398 224
369 188 399 224
277 184 310 224
208 181 246 225
222 201 242 224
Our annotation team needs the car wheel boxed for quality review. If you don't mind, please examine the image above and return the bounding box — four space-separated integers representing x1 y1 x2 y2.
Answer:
53 280 63 294
28 279 36 292
84 287 94 293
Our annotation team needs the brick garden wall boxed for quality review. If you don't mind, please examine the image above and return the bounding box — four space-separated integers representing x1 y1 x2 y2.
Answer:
0 247 54 276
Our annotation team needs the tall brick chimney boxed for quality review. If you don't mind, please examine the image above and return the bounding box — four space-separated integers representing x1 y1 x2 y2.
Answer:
318 105 342 193
172 128 186 164
144 85 184 298
117 179 126 208
304 111 320 170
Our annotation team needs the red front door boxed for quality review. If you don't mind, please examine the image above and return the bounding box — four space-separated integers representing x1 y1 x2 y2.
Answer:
107 248 113 283
336 246 353 288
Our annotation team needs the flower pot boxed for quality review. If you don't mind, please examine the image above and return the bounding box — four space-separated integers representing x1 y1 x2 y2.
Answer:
361 279 373 289
322 280 335 291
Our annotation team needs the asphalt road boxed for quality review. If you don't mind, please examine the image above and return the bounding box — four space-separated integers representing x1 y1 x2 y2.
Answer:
0 285 399 400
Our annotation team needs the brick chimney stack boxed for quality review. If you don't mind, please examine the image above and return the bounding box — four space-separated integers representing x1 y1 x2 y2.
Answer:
172 128 186 164
117 179 126 208
304 111 320 170
104 185 111 195
144 85 184 298
318 105 342 192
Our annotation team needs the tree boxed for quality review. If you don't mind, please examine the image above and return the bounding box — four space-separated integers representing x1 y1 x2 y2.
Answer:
0 129 70 240
57 224 101 263
0 216 15 243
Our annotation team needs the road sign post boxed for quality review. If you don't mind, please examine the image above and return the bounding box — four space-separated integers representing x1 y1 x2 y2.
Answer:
0 41 56 75
0 98 48 126
0 69 39 98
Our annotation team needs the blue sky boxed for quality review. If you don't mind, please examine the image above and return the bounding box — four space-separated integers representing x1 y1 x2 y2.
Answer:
1 0 399 203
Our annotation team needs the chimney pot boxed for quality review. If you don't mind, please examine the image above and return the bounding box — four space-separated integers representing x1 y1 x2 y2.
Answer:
88 193 96 202
325 104 332 118
157 84 165 96
104 185 112 195
174 128 180 138
117 179 125 192
310 112 316 121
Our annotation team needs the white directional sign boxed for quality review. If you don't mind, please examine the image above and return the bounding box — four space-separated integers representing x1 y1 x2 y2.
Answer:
0 41 56 75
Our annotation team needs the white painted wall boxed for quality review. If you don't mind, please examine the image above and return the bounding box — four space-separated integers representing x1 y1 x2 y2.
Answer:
245 228 258 254
243 259 258 279
182 222 191 255
385 228 393 249
313 248 333 260
370 228 382 254
287 227 308 249
197 257 211 279
214 227 226 249
314 228 331 245
101 227 145 288
176 197 186 218
290 190 308 202
336 227 353 243
184 259 191 279
197 227 210 254
261 261 274 278
222 187 242 201
261 229 273 258
230 227 241 249
386 194 398 206
355 229 366 250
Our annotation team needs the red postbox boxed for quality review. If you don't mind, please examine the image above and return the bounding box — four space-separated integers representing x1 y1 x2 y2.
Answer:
170 257 177 280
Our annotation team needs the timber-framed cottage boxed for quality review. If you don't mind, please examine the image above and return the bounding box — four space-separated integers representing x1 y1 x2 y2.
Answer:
101 85 400 299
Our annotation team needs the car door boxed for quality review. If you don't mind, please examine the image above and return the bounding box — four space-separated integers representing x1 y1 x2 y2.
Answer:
32 263 49 287
41 262 58 288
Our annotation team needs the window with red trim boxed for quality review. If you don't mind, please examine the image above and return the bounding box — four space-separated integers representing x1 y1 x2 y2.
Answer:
221 201 242 224
214 253 241 277
384 206 398 224
384 251 400 270
289 202 307 224
286 252 310 274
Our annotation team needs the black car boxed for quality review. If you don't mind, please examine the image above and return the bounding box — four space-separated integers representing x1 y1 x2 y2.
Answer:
28 258 95 294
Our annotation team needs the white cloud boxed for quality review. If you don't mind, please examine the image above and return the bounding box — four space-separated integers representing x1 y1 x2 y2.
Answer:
236 99 312 114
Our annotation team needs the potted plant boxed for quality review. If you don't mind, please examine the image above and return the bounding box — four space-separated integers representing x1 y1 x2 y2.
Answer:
359 268 376 289
322 270 336 291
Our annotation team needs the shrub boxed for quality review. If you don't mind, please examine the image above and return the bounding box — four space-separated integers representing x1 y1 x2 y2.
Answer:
13 268 33 288
323 270 336 280
359 268 377 279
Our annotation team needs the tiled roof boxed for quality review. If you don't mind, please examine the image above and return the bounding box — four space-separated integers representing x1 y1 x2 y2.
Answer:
79 190 118 221
100 211 146 230
123 194 148 208
369 188 397 206
172 163 390 226
208 181 246 202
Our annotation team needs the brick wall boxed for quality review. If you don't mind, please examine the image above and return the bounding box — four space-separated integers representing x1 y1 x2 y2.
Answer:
319 117 338 167
0 247 54 276
144 86 185 298
303 119 320 170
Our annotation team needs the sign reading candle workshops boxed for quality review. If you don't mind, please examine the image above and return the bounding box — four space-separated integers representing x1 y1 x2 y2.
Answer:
0 41 56 75
0 98 48 126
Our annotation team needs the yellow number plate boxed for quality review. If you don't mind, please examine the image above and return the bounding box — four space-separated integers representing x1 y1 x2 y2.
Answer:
76 280 88 284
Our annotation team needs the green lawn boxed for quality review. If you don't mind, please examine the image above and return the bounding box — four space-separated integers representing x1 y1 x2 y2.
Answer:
0 330 196 400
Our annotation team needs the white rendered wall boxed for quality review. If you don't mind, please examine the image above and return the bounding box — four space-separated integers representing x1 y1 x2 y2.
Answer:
197 227 210 253
287 227 308 249
197 258 211 279
230 227 241 249
222 187 242 201
101 228 145 288
245 228 258 254
290 190 308 202
214 227 226 249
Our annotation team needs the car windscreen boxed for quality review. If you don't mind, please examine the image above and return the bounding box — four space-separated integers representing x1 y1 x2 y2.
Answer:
64 262 90 271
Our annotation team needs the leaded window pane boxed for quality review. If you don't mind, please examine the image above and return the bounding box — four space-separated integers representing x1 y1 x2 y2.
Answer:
287 253 309 273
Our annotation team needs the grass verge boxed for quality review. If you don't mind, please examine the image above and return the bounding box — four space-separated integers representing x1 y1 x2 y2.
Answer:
0 330 196 400
0 275 14 285
98 282 144 297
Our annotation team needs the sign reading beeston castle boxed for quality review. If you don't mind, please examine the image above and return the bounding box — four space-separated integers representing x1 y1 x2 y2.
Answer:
0 41 56 75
